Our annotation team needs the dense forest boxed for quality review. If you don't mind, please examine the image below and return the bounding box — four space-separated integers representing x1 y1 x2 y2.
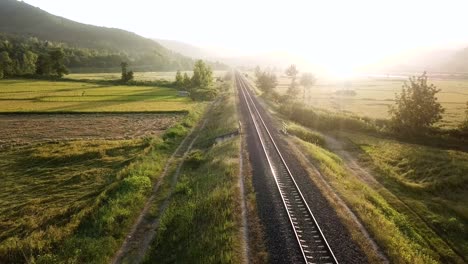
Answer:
0 0 226 75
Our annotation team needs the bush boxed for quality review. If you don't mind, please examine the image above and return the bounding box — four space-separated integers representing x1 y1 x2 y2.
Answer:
287 125 325 146
163 124 187 141
389 72 444 134
190 88 218 101
185 150 205 169
279 103 379 133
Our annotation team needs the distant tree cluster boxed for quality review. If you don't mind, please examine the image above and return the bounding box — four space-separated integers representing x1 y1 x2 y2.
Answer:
0 34 229 78
284 65 317 103
254 67 278 94
0 35 69 78
174 60 216 100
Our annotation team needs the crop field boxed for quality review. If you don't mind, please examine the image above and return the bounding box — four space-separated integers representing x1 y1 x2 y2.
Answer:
0 113 182 148
68 71 227 82
0 73 206 262
0 80 195 112
250 73 468 128
0 139 147 259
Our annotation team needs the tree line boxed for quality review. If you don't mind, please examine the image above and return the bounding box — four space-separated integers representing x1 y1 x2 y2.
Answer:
0 34 228 79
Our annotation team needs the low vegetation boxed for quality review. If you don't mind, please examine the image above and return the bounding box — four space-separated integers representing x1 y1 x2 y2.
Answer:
286 122 325 146
252 65 467 263
293 132 465 263
143 76 244 263
0 79 195 112
349 133 468 259
0 105 204 263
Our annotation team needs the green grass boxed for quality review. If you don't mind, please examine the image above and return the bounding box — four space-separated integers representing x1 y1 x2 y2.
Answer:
286 122 326 146
296 138 465 263
0 139 146 262
143 79 243 263
0 79 195 112
0 105 205 263
347 133 468 260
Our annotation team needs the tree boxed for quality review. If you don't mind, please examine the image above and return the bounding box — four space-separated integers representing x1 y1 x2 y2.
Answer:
254 65 261 78
121 62 128 80
285 64 300 100
300 73 316 102
191 60 212 89
22 51 38 74
35 54 51 75
0 51 13 77
459 101 468 132
389 72 445 134
175 70 183 88
182 72 191 90
49 48 68 77
255 70 278 94
120 62 134 82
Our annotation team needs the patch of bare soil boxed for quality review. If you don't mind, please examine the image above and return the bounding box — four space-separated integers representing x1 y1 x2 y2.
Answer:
0 113 183 147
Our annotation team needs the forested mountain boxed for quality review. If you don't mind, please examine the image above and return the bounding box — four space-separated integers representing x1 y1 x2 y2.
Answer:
0 0 226 73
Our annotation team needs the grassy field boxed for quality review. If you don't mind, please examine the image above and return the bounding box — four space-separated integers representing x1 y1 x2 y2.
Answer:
295 127 466 263
347 133 468 260
0 79 195 112
0 72 209 263
0 139 147 262
143 77 245 263
248 73 468 128
0 105 204 263
68 71 227 82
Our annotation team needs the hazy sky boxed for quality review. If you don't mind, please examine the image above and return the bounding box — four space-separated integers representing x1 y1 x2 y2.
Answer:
23 0 468 73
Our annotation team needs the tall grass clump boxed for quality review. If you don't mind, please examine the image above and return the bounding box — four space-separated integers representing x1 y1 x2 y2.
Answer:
279 104 381 133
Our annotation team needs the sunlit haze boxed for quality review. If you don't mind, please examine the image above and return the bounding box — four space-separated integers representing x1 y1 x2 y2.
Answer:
23 0 468 75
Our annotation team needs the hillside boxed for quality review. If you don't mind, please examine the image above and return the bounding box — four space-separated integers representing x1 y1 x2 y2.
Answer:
154 39 216 60
0 0 195 71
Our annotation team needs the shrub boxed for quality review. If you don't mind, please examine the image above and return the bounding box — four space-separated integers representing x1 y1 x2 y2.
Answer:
287 125 325 146
389 72 444 135
185 150 205 169
279 103 379 133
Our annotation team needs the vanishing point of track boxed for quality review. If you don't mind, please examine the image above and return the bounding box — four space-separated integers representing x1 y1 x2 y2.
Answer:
236 72 338 264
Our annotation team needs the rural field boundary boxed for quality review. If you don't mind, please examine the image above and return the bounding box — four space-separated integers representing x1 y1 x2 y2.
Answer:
111 116 209 264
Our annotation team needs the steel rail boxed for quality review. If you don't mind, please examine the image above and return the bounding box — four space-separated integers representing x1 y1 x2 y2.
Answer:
236 73 338 264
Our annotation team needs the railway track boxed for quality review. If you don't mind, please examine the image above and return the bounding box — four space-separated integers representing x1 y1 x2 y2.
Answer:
236 73 338 264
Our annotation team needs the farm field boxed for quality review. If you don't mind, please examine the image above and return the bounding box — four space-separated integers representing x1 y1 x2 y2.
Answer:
0 108 204 263
0 73 207 262
68 71 227 82
250 73 468 128
0 138 147 261
0 113 182 148
0 79 195 113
